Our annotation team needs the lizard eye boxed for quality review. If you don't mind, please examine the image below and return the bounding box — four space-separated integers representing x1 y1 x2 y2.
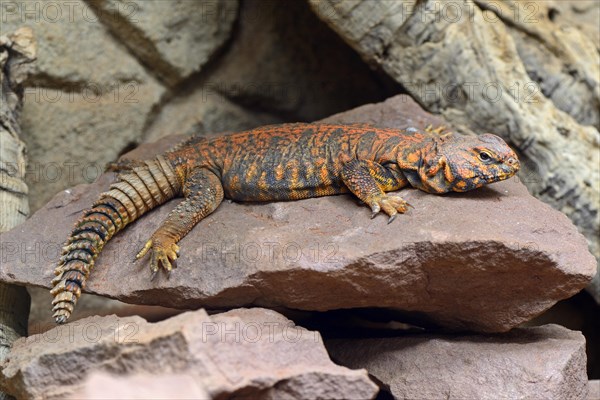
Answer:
478 151 492 162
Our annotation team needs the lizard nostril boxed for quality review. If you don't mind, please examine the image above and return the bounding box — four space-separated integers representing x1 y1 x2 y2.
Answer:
507 157 516 165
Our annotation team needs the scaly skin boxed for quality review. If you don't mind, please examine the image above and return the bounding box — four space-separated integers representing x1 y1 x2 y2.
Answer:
51 123 520 323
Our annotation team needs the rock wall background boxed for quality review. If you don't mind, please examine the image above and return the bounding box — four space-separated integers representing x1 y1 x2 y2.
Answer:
1 0 599 398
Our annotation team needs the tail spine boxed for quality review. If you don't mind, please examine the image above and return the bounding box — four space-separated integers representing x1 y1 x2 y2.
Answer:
51 156 181 324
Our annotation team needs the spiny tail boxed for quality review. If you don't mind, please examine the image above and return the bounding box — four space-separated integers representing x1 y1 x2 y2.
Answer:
51 156 182 324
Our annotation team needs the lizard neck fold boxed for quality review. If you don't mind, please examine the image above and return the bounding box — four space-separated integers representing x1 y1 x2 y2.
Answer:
397 137 451 194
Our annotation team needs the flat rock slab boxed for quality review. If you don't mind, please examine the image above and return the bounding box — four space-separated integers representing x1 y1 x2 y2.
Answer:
326 324 589 400
589 380 600 400
70 373 211 400
0 95 596 332
0 308 377 400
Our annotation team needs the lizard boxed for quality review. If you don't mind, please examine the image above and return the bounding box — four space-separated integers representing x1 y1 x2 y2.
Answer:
51 123 520 324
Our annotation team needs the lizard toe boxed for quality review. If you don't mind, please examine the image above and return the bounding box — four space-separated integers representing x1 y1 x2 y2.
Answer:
150 251 160 275
380 201 399 222
159 254 173 272
136 239 153 260
383 194 410 213
370 194 411 221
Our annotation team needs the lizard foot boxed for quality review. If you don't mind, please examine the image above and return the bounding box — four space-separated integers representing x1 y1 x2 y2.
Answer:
369 193 412 223
425 124 449 136
136 239 180 279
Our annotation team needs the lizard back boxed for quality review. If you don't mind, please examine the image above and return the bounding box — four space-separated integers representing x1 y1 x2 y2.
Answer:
167 123 424 201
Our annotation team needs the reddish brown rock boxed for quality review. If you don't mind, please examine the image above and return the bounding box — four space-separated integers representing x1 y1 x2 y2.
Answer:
321 95 474 135
70 373 210 400
589 380 600 400
69 372 211 400
0 308 378 400
0 95 595 332
326 324 589 400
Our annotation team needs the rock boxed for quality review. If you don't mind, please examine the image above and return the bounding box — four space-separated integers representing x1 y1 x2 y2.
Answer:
21 84 163 212
143 88 283 143
308 0 600 301
1 0 165 212
0 26 35 230
70 372 210 400
0 95 596 333
0 0 159 89
590 380 600 400
0 308 378 400
533 1 600 49
474 0 599 128
205 0 392 121
88 0 239 86
326 324 589 400
321 94 475 135
26 286 181 335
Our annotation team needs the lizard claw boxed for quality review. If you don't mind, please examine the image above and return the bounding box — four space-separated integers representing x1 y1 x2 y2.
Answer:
369 193 411 222
370 204 380 219
150 269 159 281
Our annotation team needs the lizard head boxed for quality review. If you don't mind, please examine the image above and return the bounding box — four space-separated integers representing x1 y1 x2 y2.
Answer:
403 133 520 193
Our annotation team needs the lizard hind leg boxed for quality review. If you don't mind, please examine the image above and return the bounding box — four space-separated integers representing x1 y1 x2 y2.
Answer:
136 167 224 278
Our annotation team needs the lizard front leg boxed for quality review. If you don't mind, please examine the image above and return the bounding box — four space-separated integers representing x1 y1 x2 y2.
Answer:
341 159 409 223
137 167 224 277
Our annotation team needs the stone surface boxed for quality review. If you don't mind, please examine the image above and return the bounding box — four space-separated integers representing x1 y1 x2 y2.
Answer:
590 380 600 400
206 0 392 121
1 0 165 212
0 0 157 87
512 24 598 127
550 1 600 49
70 372 210 400
321 94 474 136
474 0 600 128
89 0 239 86
26 286 181 335
143 88 283 143
0 308 378 400
526 290 600 380
21 83 163 212
326 324 589 400
309 0 600 302
0 26 34 229
0 95 596 333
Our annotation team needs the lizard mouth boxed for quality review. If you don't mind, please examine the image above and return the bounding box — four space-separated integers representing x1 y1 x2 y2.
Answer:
479 172 514 183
